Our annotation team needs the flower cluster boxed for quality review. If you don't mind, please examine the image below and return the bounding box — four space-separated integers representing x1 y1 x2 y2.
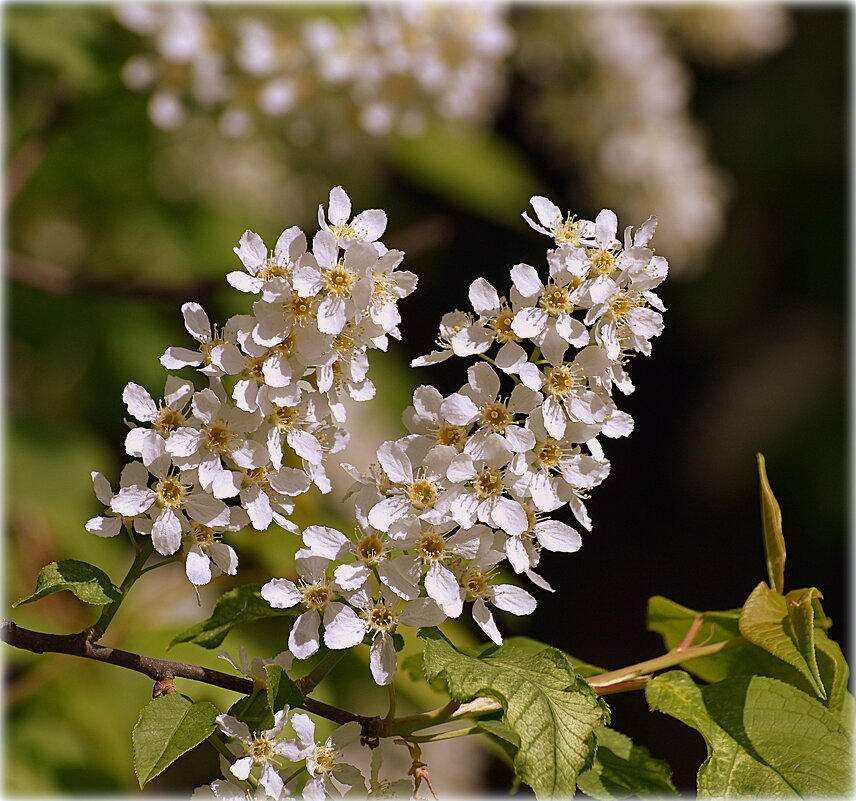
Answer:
194 706 366 801
85 188 415 586
259 195 668 686
116 4 513 137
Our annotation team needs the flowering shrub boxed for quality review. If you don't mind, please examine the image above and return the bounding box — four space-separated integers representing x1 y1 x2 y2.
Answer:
4 189 850 798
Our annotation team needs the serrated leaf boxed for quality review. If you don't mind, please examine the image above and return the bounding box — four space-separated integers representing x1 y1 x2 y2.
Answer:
264 663 304 715
132 694 219 788
13 560 122 607
419 627 606 798
757 453 786 593
646 671 851 797
814 628 853 726
577 727 678 800
169 584 298 650
739 582 826 698
389 126 544 226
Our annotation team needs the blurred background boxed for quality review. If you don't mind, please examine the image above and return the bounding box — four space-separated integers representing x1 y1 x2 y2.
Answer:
4 3 847 796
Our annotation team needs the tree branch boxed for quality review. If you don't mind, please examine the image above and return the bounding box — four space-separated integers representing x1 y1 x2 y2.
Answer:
2 619 253 694
2 619 383 737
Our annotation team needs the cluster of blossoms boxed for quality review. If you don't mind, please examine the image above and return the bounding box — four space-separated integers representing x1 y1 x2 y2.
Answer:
259 195 668 688
196 697 414 800
86 189 668 798
116 4 513 137
86 187 416 586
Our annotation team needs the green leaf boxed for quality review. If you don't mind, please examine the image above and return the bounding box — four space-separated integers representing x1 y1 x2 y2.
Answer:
739 582 826 698
757 453 786 593
419 628 607 798
577 727 678 800
389 126 544 226
169 584 297 650
227 690 270 731
646 671 852 797
814 628 854 726
132 695 219 788
264 663 304 715
13 560 122 607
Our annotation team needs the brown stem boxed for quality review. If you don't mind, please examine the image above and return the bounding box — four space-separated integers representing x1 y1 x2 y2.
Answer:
2 619 253 694
2 619 384 738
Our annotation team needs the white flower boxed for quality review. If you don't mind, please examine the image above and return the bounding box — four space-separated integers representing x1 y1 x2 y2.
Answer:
261 551 352 660
322 591 445 685
318 186 387 247
85 461 151 538
229 226 307 295
160 303 248 377
288 717 365 800
522 195 594 246
459 553 537 645
218 647 293 684
184 516 242 586
216 707 298 799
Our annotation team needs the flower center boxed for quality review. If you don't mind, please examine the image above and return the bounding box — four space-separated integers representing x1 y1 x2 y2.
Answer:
322 264 357 296
290 295 314 320
474 468 503 499
589 249 616 277
274 406 299 430
417 532 446 562
408 479 438 509
610 291 642 319
257 258 288 282
204 424 232 452
155 477 186 508
156 407 185 435
545 365 579 398
491 309 519 344
356 532 386 564
301 583 331 610
539 284 573 316
479 401 511 432
312 745 338 774
435 422 467 449
462 568 491 599
535 439 563 469
555 215 582 246
250 737 273 764
366 605 397 633
189 521 215 545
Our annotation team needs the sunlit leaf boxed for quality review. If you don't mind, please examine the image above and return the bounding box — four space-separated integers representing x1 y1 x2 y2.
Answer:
132 694 219 788
756 453 786 593
419 627 606 798
739 582 825 698
647 671 851 797
13 559 121 607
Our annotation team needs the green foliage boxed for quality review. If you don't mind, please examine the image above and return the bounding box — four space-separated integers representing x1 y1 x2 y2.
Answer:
265 663 304 715
576 727 677 800
646 671 852 797
132 694 219 788
757 453 786 593
227 690 270 732
6 7 107 89
389 125 544 226
169 584 297 650
419 627 607 798
13 559 121 607
739 582 826 698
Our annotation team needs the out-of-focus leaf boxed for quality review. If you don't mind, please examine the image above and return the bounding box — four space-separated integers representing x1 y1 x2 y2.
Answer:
169 584 297 650
756 453 786 593
132 694 219 788
647 671 851 797
390 125 544 226
6 7 106 89
13 559 121 607
577 727 678 799
739 582 825 698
